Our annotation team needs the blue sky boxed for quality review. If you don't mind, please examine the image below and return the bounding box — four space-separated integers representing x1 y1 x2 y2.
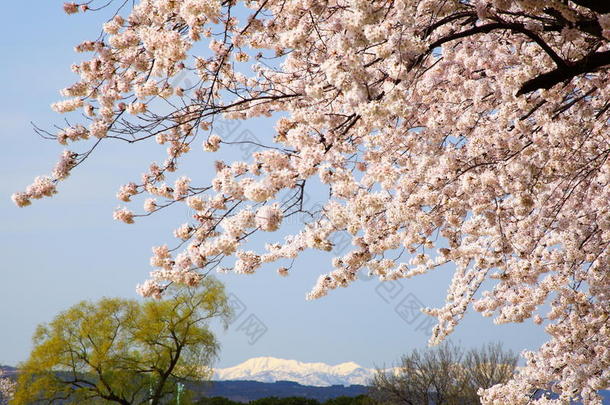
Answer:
0 1 547 370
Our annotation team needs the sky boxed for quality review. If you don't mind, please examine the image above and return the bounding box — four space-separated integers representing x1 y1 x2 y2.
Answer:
0 1 548 370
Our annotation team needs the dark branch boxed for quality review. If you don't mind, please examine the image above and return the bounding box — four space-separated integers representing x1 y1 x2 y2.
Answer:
428 21 567 70
543 8 603 38
569 0 610 14
517 50 610 96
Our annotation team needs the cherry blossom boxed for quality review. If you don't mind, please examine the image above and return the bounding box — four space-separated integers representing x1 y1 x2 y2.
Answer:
15 1 610 403
0 370 15 405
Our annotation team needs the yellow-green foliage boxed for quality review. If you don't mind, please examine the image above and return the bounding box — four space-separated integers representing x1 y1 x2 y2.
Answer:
13 277 231 405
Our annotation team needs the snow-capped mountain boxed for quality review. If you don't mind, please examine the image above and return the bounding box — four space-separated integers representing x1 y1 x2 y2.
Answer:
214 357 375 387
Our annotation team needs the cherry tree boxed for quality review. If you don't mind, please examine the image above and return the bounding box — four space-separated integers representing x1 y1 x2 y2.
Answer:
0 370 16 405
14 1 610 403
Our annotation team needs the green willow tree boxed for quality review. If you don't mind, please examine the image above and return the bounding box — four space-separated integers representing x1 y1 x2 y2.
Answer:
13 277 231 405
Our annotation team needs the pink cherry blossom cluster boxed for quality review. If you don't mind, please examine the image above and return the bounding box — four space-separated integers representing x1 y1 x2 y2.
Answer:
16 1 610 403
0 371 15 405
12 176 57 207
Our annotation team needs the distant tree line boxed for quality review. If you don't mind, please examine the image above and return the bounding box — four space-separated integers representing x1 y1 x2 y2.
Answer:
196 395 374 405
369 342 518 405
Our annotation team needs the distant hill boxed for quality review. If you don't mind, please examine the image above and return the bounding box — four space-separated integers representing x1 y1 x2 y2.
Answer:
189 380 610 404
189 380 368 403
0 365 17 376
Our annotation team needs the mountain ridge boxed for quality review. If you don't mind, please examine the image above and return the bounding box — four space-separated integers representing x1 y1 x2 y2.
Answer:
214 357 375 387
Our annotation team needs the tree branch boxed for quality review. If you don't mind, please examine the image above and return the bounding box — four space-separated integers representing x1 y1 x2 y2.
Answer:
428 21 567 70
517 50 610 96
569 0 610 14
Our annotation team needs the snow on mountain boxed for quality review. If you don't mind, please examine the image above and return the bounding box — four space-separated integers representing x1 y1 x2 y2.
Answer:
213 357 376 387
